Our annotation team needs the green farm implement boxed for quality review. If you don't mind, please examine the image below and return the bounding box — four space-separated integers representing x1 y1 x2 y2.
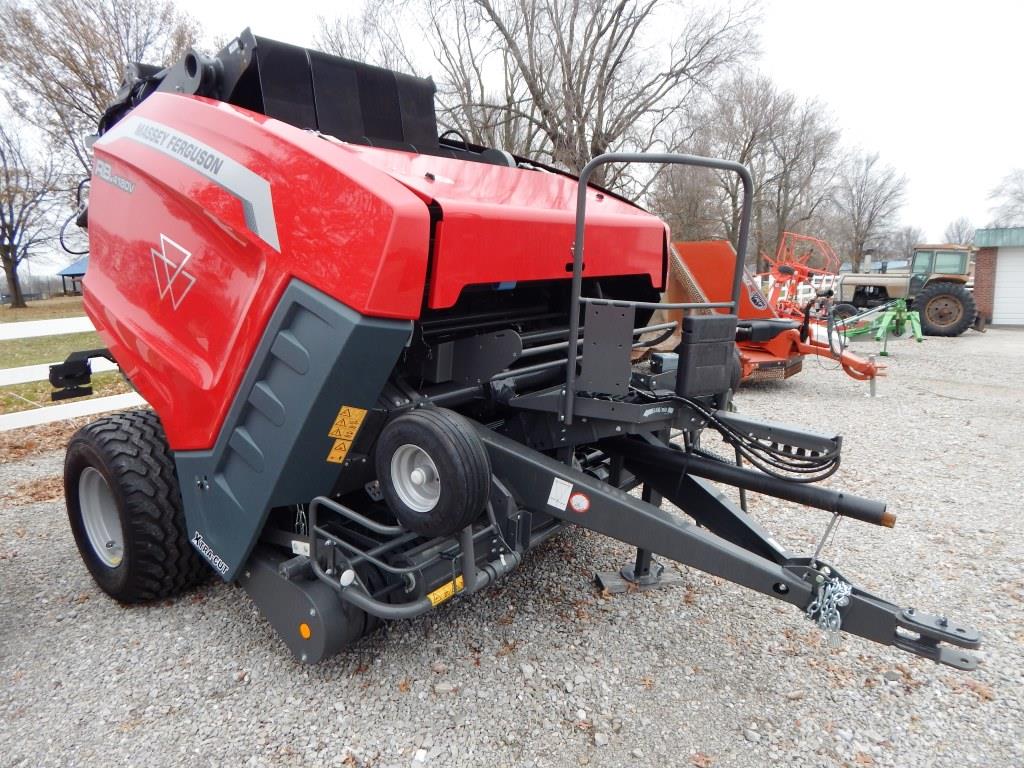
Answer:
834 299 923 356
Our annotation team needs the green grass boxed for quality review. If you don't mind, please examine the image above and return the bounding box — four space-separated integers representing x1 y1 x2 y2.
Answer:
0 371 131 415
0 331 104 368
0 296 85 323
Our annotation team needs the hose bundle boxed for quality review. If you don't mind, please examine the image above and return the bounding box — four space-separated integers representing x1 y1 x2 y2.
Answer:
670 394 841 484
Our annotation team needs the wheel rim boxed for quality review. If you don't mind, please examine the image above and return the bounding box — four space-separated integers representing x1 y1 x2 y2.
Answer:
390 444 441 513
924 295 963 327
79 467 124 567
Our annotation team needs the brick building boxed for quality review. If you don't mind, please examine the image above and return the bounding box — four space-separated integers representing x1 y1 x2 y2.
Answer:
974 228 1024 325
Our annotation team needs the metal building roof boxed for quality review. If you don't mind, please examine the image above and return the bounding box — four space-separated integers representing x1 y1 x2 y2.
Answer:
975 227 1024 248
57 256 89 277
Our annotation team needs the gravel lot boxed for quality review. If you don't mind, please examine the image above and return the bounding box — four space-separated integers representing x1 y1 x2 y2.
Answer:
2 329 1022 767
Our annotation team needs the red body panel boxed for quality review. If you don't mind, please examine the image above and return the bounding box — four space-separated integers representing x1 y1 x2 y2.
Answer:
86 94 665 451
344 144 666 308
87 94 431 450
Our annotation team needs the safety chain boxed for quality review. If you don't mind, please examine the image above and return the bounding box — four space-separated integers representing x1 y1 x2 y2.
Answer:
806 576 853 647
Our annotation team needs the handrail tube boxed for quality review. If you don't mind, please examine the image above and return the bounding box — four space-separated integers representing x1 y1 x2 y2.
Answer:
311 496 403 536
563 152 754 425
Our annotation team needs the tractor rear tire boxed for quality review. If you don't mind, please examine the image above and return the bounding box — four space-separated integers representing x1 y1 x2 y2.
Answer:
65 410 207 603
375 408 491 538
832 303 859 322
914 281 976 337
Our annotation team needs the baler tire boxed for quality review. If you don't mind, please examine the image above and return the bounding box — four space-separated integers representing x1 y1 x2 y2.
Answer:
375 408 491 538
64 410 207 603
914 281 976 337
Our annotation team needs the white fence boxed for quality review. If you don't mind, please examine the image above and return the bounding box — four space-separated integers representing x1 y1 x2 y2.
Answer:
0 393 146 431
0 358 117 387
0 316 96 341
1 315 144 432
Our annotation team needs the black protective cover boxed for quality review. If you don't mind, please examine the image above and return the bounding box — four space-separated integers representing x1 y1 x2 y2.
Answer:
235 35 441 150
105 28 441 153
674 314 738 398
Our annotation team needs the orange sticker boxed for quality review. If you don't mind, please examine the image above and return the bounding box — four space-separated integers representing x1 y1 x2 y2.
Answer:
326 438 353 464
328 405 367 440
326 405 367 464
427 575 465 607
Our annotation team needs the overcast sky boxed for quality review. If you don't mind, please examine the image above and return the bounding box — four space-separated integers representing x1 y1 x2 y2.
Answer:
27 1 1012 276
170 0 1023 241
760 0 1021 240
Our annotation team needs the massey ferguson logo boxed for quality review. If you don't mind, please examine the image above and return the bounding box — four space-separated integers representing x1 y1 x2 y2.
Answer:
151 234 196 309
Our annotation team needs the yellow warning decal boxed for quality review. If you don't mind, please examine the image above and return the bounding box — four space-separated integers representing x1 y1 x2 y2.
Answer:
427 575 465 607
326 439 353 464
329 406 367 439
326 405 367 464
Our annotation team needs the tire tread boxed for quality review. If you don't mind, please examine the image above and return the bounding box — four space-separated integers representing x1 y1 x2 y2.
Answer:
66 410 206 602
375 407 490 537
914 281 976 337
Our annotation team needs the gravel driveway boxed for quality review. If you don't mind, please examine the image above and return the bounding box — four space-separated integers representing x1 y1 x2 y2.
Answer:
2 329 1022 768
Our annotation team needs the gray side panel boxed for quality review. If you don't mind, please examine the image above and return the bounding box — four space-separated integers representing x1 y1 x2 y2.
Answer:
176 280 412 580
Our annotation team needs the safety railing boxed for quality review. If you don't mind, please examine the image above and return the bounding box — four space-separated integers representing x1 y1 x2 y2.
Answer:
561 152 754 425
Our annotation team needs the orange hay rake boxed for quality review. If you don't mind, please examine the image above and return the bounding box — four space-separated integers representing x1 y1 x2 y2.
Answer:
670 241 880 383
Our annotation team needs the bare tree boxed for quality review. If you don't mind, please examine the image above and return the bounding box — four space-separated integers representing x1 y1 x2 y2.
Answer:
832 151 907 272
0 123 64 308
424 6 549 156
761 96 838 263
461 0 758 186
319 0 758 189
699 72 788 256
650 73 838 268
881 225 926 261
0 0 198 175
315 3 418 73
988 169 1024 227
943 216 975 245
648 133 723 241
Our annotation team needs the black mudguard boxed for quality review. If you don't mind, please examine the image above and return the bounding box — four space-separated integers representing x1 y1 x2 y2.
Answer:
175 279 411 580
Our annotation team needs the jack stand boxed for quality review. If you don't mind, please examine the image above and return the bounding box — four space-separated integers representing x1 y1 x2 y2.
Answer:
595 548 685 593
594 487 684 593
